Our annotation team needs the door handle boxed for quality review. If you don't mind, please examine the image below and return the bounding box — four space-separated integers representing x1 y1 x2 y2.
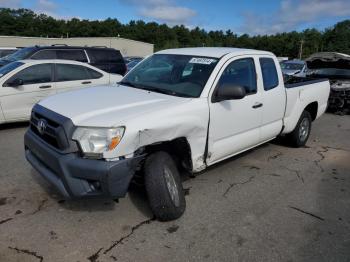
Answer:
39 85 52 89
82 81 92 84
252 103 263 109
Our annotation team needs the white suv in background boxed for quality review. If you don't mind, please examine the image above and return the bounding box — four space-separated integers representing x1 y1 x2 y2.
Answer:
0 59 122 124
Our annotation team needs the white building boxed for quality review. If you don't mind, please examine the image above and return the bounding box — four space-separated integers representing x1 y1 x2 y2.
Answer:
0 36 154 57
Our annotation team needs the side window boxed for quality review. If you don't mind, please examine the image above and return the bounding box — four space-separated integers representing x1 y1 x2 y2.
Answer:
259 58 279 91
56 64 91 81
86 67 103 79
6 64 53 85
87 49 123 63
31 50 56 59
218 58 257 94
56 50 88 62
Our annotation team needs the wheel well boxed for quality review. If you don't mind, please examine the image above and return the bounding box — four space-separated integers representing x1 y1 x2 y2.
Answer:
304 102 318 121
141 137 193 172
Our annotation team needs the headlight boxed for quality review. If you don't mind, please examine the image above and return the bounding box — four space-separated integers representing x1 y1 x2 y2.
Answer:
72 127 125 157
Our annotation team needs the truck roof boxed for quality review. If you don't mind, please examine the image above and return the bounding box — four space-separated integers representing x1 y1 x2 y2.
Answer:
157 47 274 58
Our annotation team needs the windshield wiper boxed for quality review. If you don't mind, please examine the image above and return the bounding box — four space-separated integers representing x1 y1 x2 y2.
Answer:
120 81 192 97
141 86 193 98
119 81 139 88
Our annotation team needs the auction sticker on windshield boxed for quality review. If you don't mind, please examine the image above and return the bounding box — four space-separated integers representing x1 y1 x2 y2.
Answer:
189 58 217 64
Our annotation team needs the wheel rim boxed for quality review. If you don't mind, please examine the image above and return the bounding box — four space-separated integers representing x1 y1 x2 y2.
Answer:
298 117 310 142
164 166 180 207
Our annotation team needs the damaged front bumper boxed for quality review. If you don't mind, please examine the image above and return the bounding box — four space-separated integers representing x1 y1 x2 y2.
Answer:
25 104 146 199
25 128 144 200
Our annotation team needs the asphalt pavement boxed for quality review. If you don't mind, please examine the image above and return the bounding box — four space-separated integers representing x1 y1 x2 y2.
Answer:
0 113 349 262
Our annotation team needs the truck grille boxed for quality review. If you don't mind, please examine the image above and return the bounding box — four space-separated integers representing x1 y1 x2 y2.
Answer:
30 112 69 150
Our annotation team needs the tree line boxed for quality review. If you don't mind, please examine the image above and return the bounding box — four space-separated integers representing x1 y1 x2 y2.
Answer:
0 8 349 58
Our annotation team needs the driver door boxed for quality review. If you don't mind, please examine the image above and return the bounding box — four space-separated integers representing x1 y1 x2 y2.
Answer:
207 57 263 164
0 63 55 121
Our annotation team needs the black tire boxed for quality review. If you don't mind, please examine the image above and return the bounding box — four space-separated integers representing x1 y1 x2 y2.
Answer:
144 151 186 221
288 110 312 147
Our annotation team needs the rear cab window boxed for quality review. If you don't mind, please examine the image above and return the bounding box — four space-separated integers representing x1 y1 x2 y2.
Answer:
259 57 279 91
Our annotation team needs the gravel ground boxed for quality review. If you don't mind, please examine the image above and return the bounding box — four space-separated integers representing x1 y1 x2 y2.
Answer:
0 113 349 262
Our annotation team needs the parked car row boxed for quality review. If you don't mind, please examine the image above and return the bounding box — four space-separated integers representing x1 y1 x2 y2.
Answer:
0 44 147 123
0 59 122 124
0 45 127 75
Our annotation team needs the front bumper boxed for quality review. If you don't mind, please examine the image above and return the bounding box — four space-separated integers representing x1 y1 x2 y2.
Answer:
25 129 144 199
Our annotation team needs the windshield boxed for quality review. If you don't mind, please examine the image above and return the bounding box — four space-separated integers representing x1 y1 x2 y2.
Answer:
0 61 24 78
121 54 219 97
2 47 36 61
307 68 350 79
281 62 304 70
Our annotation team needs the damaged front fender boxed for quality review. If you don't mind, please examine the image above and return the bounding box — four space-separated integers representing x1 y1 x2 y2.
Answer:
104 98 210 172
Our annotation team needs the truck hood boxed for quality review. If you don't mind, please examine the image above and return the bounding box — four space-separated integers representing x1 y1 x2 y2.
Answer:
306 52 350 69
38 85 189 127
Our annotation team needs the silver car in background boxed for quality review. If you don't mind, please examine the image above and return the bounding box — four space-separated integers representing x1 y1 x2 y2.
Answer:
281 59 307 77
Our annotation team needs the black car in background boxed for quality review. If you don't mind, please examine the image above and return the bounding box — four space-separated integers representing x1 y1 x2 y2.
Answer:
0 45 127 75
0 47 19 58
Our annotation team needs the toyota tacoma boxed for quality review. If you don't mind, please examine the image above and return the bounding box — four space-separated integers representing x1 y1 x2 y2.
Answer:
24 48 330 221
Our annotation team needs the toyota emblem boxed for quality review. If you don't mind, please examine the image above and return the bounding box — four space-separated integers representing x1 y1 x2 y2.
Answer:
37 119 47 135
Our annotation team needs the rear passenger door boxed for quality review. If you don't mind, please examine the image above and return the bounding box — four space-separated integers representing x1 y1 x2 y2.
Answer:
258 57 286 141
54 63 107 94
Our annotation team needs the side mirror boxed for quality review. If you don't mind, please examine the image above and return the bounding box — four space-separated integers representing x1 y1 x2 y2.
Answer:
7 78 23 87
213 83 246 102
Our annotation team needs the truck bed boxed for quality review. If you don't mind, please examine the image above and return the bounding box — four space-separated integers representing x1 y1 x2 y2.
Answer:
284 76 329 89
282 77 330 134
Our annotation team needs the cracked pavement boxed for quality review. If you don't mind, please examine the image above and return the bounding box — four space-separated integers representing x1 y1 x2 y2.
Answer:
0 113 349 262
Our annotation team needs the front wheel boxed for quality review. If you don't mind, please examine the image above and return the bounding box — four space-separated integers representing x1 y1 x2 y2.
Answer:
288 110 312 147
144 151 186 221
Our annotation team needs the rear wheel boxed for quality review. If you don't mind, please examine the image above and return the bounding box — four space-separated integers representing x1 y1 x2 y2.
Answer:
288 110 312 147
144 151 186 221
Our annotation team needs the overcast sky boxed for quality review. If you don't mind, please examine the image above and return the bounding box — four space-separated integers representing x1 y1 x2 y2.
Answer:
1 0 350 35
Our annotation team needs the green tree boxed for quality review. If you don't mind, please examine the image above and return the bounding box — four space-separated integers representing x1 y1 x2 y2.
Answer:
0 8 349 57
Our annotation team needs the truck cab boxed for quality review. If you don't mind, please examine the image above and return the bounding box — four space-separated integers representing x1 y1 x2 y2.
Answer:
24 48 330 221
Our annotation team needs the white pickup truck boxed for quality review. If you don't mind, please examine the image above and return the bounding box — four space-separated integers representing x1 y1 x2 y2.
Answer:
24 48 330 221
